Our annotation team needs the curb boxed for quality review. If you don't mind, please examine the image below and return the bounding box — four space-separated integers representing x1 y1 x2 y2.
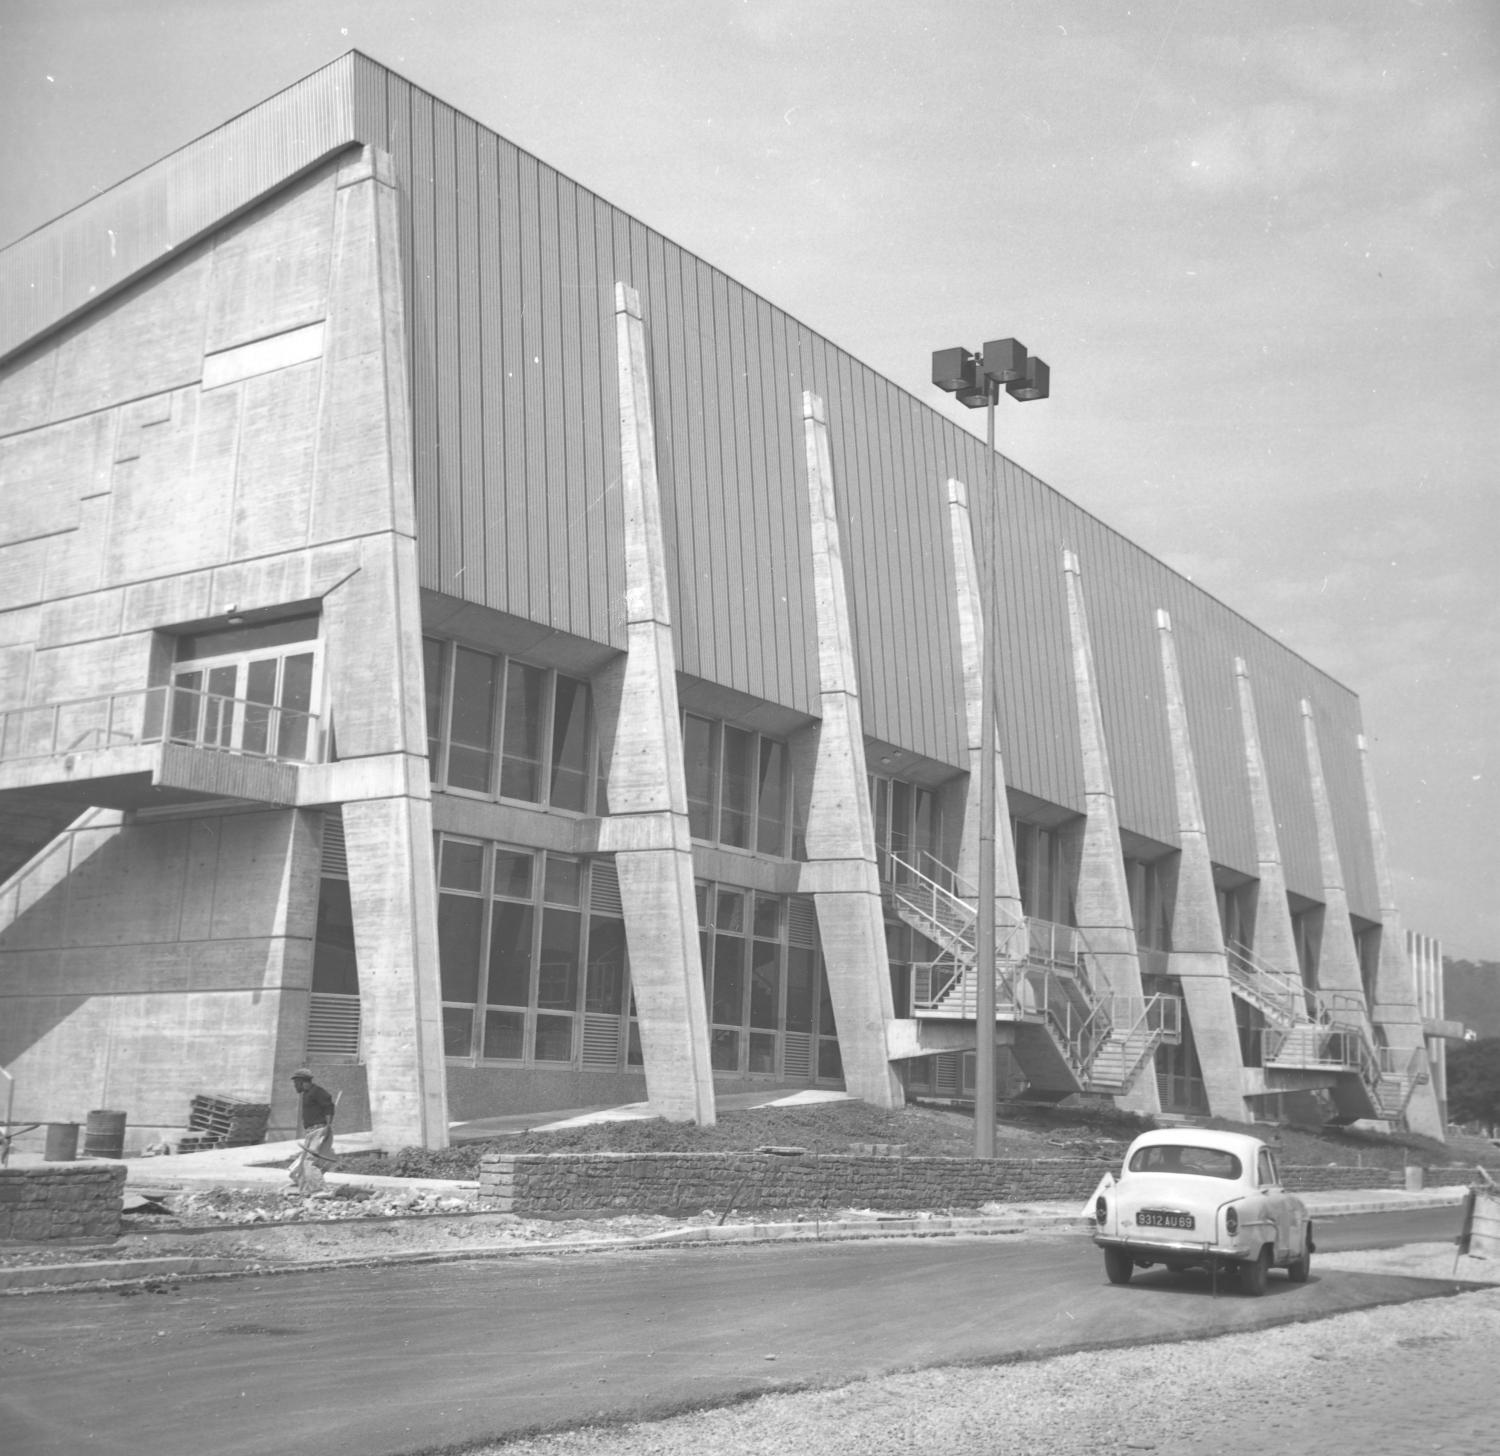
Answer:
0 1255 247 1292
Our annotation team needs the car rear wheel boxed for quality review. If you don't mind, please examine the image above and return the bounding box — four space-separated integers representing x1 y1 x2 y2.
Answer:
1241 1245 1271 1296
1287 1226 1313 1284
1103 1247 1134 1285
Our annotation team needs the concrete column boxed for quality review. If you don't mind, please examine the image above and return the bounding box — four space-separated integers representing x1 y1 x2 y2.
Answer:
317 146 448 1149
1062 550 1158 1115
946 477 1022 918
593 282 715 1125
1359 734 1442 1137
1233 660 1301 984
340 796 447 1146
793 391 901 1109
1300 701 1369 1014
1157 610 1248 1121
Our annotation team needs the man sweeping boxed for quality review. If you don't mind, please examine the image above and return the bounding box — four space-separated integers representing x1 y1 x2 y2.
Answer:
289 1067 336 1192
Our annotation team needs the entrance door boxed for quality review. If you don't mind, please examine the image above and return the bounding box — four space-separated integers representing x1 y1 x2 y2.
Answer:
170 615 321 760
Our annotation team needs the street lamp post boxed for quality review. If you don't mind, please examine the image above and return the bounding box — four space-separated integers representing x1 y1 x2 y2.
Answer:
931 339 1049 1160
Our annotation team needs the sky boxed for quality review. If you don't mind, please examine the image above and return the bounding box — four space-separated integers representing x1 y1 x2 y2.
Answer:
0 0 1495 960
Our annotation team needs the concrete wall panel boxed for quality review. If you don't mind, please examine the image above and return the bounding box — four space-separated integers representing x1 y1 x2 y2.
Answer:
204 167 337 355
0 411 113 549
48 248 213 423
228 359 324 558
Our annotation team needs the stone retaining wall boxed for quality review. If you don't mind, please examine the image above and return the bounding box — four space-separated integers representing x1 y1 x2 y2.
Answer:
0 1164 127 1243
477 1152 1103 1215
476 1151 1476 1216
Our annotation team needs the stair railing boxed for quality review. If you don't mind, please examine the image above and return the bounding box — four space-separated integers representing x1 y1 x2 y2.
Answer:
1224 940 1305 1027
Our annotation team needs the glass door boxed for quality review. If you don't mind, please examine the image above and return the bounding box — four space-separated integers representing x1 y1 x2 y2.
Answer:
170 616 320 760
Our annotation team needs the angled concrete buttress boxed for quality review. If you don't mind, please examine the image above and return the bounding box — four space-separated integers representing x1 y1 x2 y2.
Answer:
1299 700 1371 1013
947 478 1024 914
591 282 716 1125
317 146 449 1149
1234 659 1302 984
1358 733 1443 1137
1061 550 1159 1116
1156 610 1249 1121
788 391 902 1109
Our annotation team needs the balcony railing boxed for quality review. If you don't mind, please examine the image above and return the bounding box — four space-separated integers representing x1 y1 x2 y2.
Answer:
0 685 323 766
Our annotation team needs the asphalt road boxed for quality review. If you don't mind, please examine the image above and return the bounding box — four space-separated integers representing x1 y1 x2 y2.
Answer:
0 1208 1470 1456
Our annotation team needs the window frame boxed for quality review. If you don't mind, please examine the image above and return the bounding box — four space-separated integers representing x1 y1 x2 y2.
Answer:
423 639 597 815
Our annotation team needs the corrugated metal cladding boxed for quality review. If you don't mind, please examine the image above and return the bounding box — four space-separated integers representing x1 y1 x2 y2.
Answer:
0 53 1379 918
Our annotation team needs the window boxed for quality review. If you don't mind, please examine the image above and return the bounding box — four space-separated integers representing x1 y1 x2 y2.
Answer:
423 639 595 812
1012 819 1076 925
1129 1144 1241 1179
170 614 320 761
869 775 942 883
696 884 837 1081
1126 856 1172 953
311 879 359 997
1292 905 1322 987
682 714 792 856
435 837 628 1068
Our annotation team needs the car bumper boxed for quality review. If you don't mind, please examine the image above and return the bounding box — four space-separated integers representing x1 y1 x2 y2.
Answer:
1094 1233 1251 1263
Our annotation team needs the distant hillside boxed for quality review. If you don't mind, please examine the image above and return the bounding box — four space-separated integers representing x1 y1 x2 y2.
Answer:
1445 959 1500 1038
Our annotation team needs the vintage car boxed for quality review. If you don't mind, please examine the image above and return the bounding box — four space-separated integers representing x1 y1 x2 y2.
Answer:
1090 1128 1313 1294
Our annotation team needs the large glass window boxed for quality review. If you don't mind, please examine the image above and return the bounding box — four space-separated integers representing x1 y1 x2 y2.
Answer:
423 640 595 812
311 878 359 996
683 715 721 841
500 662 545 801
1012 818 1076 925
696 883 837 1082
1126 856 1172 953
436 837 627 1068
682 714 792 857
756 740 788 855
869 774 941 883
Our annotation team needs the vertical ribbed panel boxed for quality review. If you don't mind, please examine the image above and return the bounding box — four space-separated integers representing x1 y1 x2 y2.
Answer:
0 53 1378 920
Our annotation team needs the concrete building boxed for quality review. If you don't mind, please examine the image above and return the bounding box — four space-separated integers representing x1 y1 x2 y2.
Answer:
0 54 1442 1152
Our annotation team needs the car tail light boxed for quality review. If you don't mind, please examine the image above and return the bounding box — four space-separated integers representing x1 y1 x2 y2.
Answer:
1095 1195 1108 1225
1225 1207 1239 1236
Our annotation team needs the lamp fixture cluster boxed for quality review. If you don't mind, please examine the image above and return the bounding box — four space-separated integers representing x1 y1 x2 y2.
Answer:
931 338 1049 407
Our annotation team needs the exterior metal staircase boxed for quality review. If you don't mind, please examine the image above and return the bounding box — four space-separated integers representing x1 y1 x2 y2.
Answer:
1225 942 1428 1124
885 852 1179 1100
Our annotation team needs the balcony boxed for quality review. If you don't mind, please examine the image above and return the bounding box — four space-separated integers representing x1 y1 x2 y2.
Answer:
0 684 322 812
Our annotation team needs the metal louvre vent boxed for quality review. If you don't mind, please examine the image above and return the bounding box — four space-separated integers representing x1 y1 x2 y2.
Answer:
934 1052 961 1095
581 1013 623 1070
589 858 622 916
307 991 360 1059
788 896 818 948
320 810 348 879
783 1031 812 1079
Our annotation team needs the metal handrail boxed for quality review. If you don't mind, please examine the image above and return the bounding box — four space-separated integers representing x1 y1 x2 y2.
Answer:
1225 939 1306 1026
0 684 322 766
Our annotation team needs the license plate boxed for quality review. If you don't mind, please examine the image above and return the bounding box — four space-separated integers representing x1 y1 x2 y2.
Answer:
1138 1209 1194 1230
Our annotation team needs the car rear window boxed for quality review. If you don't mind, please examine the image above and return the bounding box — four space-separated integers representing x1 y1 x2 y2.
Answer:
1128 1145 1242 1179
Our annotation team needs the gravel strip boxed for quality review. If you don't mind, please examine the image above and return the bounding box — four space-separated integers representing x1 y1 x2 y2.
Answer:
466 1250 1500 1456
